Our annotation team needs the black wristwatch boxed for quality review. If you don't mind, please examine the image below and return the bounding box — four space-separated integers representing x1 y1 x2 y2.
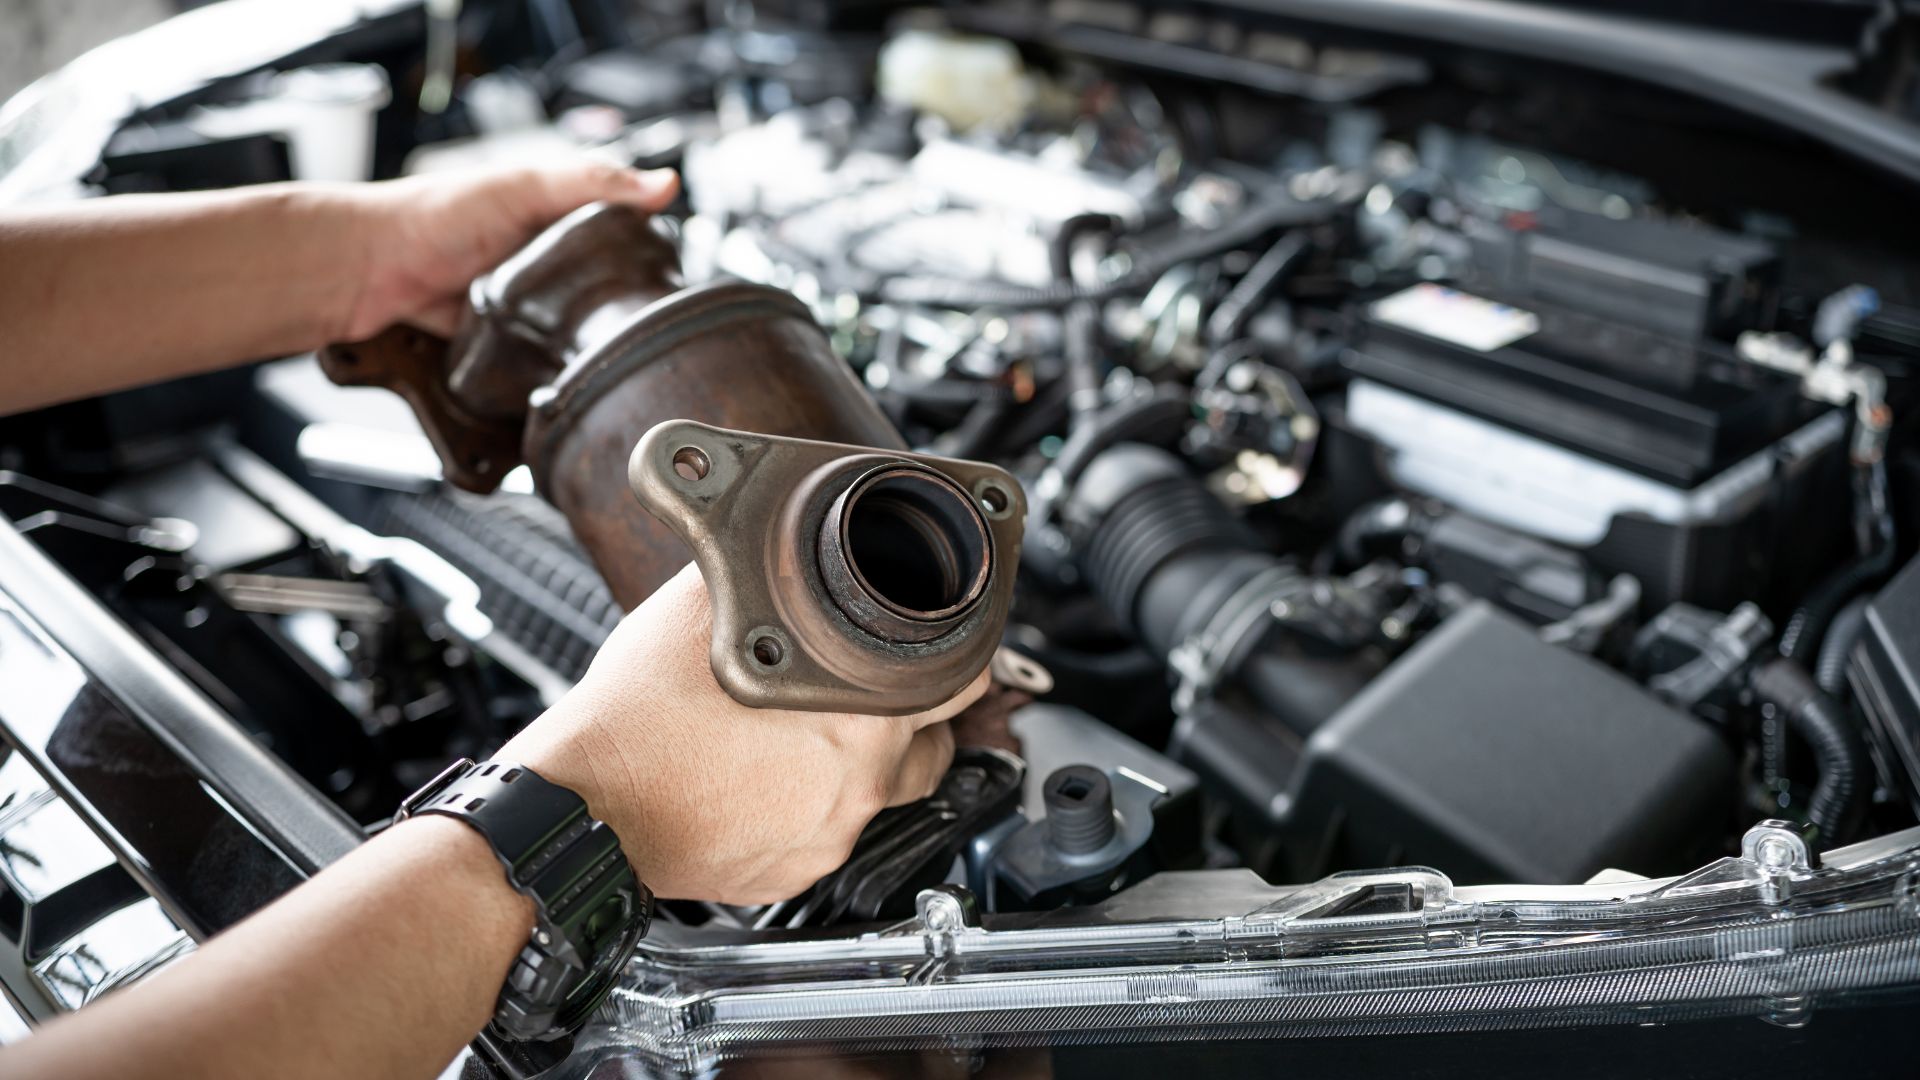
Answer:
399 758 652 1042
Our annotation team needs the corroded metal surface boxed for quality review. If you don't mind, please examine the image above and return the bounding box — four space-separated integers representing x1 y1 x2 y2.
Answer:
319 202 901 609
816 464 992 645
320 202 1027 712
318 322 524 493
629 421 1026 715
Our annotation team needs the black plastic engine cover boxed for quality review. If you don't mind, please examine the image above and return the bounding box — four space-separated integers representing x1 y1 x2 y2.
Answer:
1180 602 1736 885
1851 554 1920 816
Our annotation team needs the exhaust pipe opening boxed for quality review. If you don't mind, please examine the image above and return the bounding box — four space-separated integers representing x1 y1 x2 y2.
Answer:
821 466 992 642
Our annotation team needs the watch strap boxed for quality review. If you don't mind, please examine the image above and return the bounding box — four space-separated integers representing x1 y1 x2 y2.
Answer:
401 758 651 1041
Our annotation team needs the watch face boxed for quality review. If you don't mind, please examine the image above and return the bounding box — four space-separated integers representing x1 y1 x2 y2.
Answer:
550 895 649 1039
585 892 634 947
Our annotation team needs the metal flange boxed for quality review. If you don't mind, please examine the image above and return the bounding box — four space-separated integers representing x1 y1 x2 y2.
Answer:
630 420 1025 714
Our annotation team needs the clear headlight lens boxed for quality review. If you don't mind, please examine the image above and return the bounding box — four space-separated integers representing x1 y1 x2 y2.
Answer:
556 821 1920 1076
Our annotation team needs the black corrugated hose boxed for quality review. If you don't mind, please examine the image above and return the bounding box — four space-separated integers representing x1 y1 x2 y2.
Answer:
1749 657 1872 846
1048 389 1192 497
1814 594 1873 696
1026 387 1193 537
1778 459 1896 662
871 196 1342 310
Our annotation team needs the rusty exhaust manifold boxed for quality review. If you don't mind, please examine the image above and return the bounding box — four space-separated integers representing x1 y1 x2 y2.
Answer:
320 203 1022 714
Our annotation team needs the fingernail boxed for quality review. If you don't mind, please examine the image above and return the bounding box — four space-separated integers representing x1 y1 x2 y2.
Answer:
634 168 678 196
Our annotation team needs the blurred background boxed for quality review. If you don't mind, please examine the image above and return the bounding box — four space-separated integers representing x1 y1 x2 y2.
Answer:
1 0 173 100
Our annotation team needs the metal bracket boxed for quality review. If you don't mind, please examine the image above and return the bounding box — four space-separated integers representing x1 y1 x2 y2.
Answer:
317 324 523 493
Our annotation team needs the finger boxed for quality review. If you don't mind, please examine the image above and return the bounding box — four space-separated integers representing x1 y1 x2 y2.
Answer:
600 165 680 208
404 299 464 339
886 721 955 806
524 161 678 222
901 667 993 730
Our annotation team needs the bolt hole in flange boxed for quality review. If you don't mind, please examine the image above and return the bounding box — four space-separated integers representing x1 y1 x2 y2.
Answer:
821 466 993 643
752 636 783 666
672 445 711 482
744 625 792 672
973 477 1016 521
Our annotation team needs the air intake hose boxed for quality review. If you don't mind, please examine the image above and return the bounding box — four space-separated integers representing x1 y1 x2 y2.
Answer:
1062 444 1377 734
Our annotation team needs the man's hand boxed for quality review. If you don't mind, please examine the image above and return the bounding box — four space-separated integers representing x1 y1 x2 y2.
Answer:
338 162 681 340
0 161 988 1077
501 563 983 904
0 159 680 416
0 565 986 1079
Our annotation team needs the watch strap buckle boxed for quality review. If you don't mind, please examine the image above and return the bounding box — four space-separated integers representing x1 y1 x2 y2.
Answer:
398 756 477 820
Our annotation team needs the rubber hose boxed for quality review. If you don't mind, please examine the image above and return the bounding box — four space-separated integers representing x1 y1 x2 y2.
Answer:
1048 389 1192 496
1029 389 1192 538
1049 213 1124 282
1814 595 1872 696
1076 458 1261 634
1051 213 1122 429
1331 497 1432 571
1779 461 1896 661
874 197 1340 310
1749 658 1871 845
1206 229 1311 347
1778 543 1895 661
1066 443 1366 736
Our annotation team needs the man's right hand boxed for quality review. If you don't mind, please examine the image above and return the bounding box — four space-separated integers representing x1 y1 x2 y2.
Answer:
499 562 983 905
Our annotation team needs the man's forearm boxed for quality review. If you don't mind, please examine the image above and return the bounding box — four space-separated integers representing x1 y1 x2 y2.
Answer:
0 815 533 1079
0 557 977 1077
0 185 368 415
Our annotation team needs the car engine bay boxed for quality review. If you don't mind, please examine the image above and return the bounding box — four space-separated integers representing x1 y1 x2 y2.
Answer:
4 0 1920 1072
